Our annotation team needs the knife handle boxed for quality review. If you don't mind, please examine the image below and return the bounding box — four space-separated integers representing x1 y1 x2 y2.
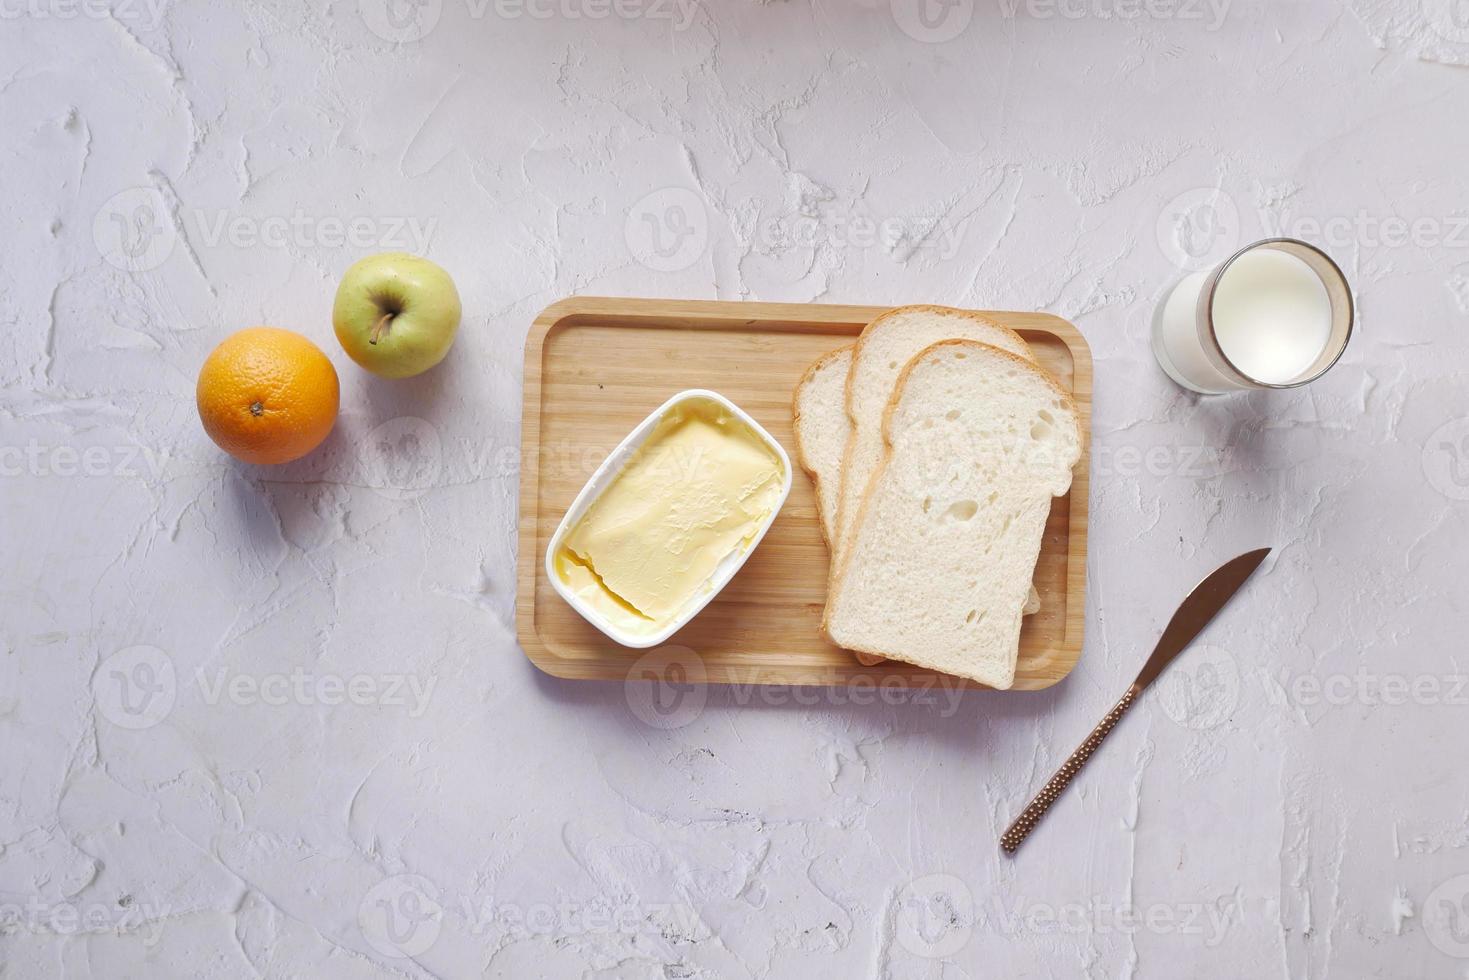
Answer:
1000 685 1140 855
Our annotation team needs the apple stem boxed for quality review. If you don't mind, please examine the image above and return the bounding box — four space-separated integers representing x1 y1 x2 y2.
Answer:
370 312 394 345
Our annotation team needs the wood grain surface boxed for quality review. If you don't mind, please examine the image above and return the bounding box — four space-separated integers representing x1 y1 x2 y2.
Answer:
517 297 1092 691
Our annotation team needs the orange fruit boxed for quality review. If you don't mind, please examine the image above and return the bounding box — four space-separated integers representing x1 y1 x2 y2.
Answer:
197 327 340 465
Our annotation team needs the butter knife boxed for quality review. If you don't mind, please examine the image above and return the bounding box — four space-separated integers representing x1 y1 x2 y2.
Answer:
1000 547 1272 855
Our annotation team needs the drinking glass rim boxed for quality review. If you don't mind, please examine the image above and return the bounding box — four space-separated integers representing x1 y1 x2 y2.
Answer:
1198 237 1356 390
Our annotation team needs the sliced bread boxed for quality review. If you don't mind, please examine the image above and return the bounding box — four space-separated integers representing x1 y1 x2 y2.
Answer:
823 340 1083 689
834 306 1036 560
794 317 1041 667
791 345 853 550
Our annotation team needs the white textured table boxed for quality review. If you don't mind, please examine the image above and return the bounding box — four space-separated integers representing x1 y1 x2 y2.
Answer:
4 2 1468 977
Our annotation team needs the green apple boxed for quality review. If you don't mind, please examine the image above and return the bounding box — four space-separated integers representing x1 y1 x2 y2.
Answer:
333 253 462 378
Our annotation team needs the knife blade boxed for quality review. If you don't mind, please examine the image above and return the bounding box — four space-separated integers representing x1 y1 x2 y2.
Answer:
1000 546 1272 855
1132 546 1272 691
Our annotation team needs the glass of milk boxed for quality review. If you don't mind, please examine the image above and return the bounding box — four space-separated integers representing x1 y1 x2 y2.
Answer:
1152 238 1354 394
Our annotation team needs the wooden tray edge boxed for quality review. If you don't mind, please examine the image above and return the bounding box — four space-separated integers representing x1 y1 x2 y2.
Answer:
515 301 559 673
1040 312 1092 684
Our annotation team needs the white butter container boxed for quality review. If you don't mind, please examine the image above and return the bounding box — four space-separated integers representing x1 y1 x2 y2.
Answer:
545 389 793 649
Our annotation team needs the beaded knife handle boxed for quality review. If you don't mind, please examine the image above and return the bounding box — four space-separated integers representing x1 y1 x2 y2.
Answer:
1000 548 1273 855
1000 685 1140 855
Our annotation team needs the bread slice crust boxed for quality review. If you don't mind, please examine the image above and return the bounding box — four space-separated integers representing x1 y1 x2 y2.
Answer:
791 344 854 554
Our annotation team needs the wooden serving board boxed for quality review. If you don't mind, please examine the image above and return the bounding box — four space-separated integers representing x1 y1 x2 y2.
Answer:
517 297 1092 691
